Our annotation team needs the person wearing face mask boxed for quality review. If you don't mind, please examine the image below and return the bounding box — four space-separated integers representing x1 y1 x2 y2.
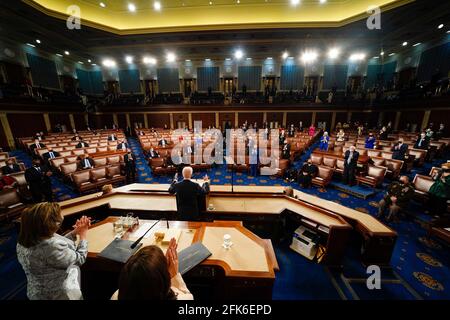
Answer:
343 145 359 186
365 133 376 149
42 148 61 164
297 158 318 188
2 159 21 174
30 139 46 154
25 158 53 203
377 176 414 222
428 168 450 216
124 150 136 183
392 138 408 161
435 123 446 140
148 147 160 159
319 132 330 151
414 132 429 150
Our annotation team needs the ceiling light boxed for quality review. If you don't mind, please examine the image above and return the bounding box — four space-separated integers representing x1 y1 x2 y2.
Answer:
349 53 365 61
99 2 106 7
301 51 318 63
267 57 273 60
319 0 327 3
154 1 161 11
26 43 35 48
413 42 421 47
402 41 408 46
246 57 252 60
388 53 395 56
380 51 385 56
87 59 92 63
290 0 300 6
282 51 289 59
373 56 379 59
328 48 340 59
125 56 134 64
78 61 84 65
128 3 136 12
56 53 63 57
234 49 244 60
438 24 444 29
166 52 176 62
185 59 191 62
225 58 231 61
237 0 240 3
35 39 41 44
143 57 157 65
102 59 116 67
209 1 213 4
91 63 97 66
64 51 70 55
205 58 211 62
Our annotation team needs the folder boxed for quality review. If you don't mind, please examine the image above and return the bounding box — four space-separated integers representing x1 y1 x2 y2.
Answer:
98 238 143 263
178 242 212 275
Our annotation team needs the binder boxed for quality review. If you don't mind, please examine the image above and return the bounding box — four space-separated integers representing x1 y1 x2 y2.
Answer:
98 238 143 263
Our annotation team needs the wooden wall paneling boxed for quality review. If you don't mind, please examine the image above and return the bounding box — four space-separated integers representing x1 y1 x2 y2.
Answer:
117 114 128 129
7 113 46 138
428 110 450 128
48 113 71 132
192 113 215 128
334 112 348 126
315 112 333 131
0 119 9 149
399 111 424 131
286 112 313 127
89 114 113 129
73 113 87 130
238 112 264 126
147 113 171 128
129 114 145 128
173 113 189 129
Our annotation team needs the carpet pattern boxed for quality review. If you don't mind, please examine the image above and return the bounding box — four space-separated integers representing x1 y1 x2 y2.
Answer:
1 137 448 300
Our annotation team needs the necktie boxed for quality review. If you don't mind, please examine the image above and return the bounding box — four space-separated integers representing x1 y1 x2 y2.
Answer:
36 167 41 173
50 152 54 158
85 159 90 168
348 152 352 164
37 144 40 148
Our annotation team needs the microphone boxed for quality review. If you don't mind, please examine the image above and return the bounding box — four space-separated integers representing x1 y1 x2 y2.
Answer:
130 220 160 249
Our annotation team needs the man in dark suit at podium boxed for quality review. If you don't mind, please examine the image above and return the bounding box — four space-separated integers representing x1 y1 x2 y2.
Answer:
168 166 210 221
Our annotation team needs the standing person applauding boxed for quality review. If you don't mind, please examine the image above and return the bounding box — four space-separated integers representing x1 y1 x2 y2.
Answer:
17 203 91 300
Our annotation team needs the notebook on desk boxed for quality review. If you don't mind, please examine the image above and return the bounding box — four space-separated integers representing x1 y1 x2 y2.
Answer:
178 242 212 275
98 238 143 263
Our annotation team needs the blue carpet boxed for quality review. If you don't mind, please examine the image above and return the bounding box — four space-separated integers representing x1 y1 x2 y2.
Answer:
330 181 377 199
1 137 449 300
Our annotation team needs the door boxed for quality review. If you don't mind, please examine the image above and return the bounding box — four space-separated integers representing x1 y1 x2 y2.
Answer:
184 79 194 97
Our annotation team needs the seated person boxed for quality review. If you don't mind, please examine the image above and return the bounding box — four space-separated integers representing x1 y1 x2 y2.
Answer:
34 132 44 141
30 139 46 152
148 147 160 159
71 135 80 141
365 133 376 149
108 134 117 141
76 140 89 148
158 138 169 147
138 130 145 136
336 129 345 142
319 132 329 151
288 124 295 137
111 239 192 300
116 140 128 150
17 203 90 300
392 138 408 161
428 168 450 216
2 159 21 174
101 184 114 195
42 148 61 162
77 154 94 170
377 176 414 222
0 171 17 191
297 159 318 188
414 132 429 150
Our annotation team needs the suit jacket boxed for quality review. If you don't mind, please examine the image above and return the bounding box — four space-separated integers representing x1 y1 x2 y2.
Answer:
300 163 318 177
2 164 21 175
168 179 210 220
30 142 46 150
117 142 128 150
414 137 429 150
43 151 61 161
392 143 408 160
149 150 160 158
25 166 51 193
158 139 168 147
108 135 117 141
76 142 89 148
282 144 291 159
78 158 94 170
344 150 359 168
124 154 136 168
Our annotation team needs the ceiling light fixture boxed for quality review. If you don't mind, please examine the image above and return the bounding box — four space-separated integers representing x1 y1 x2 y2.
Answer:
402 41 408 46
154 1 161 11
413 42 421 47
438 24 444 29
328 48 340 59
102 59 116 67
373 56 379 59
78 61 84 65
88 59 92 63
26 43 35 48
166 52 176 62
282 51 289 59
234 49 244 60
35 39 41 44
125 56 134 64
301 51 318 63
205 58 211 61
290 0 300 6
380 51 385 56
349 53 365 61
99 2 106 8
319 0 327 3
56 53 63 57
388 53 395 56
143 57 157 65
128 3 136 12
64 51 70 55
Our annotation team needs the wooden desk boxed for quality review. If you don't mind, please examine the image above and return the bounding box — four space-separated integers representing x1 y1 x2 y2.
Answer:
83 217 276 300
59 183 396 265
